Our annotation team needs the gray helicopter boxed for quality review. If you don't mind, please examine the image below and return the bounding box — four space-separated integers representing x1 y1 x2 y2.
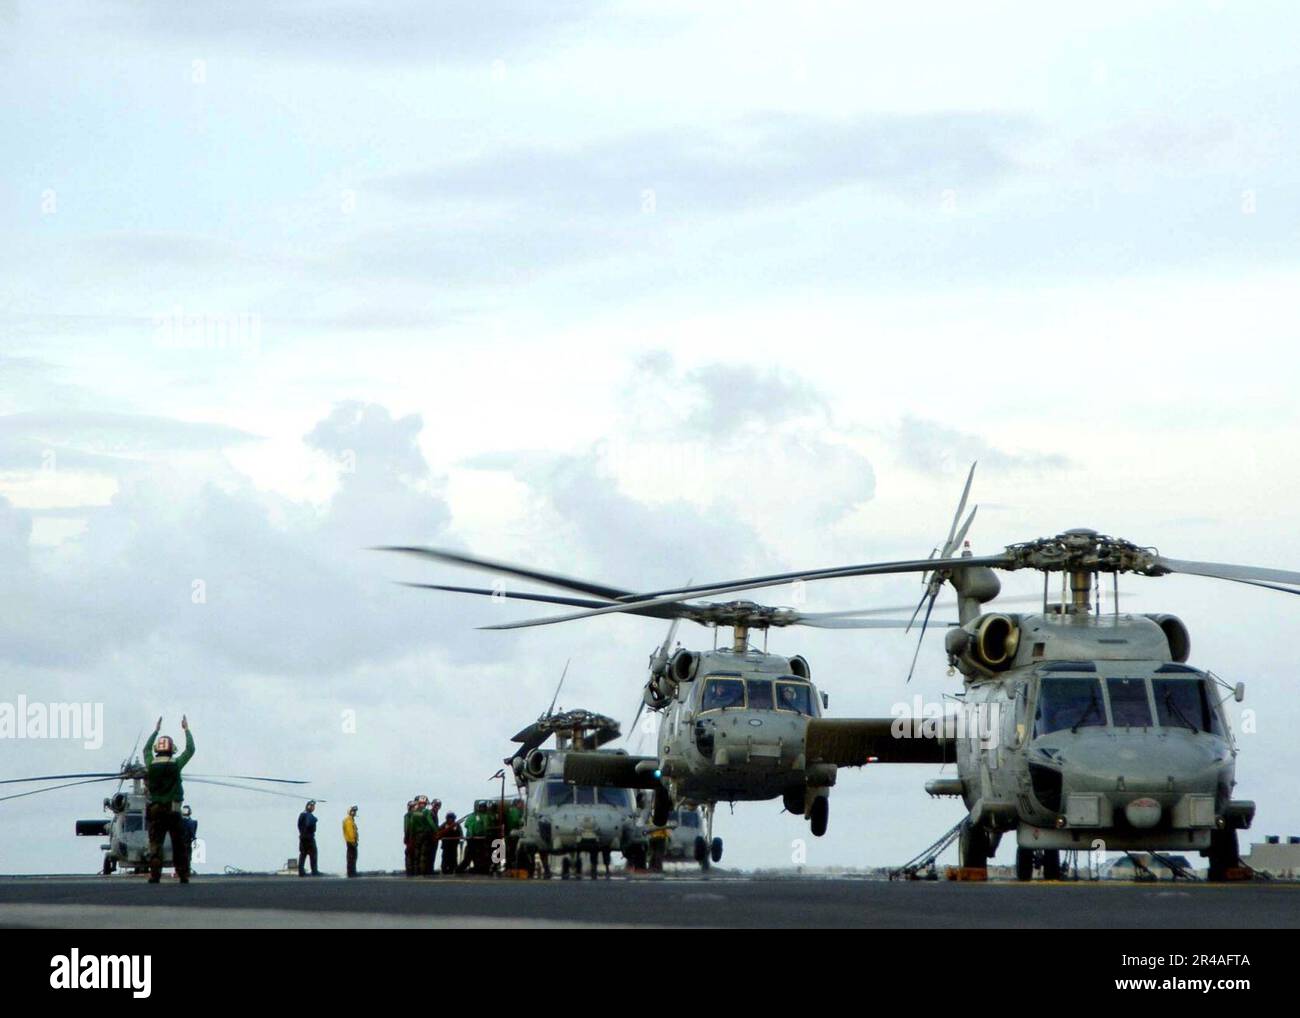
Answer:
380 548 944 848
1 749 312 874
505 673 640 879
409 466 1291 882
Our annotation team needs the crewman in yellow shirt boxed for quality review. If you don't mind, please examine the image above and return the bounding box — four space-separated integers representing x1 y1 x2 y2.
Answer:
343 805 359 878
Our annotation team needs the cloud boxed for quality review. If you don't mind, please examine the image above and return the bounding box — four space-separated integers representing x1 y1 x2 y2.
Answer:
0 411 258 476
0 402 458 674
665 359 827 439
895 415 1071 476
101 0 606 64
378 111 1035 214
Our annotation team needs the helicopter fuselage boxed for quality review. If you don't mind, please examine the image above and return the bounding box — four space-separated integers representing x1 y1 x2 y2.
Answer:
76 779 173 874
653 646 835 810
517 749 639 858
944 610 1252 856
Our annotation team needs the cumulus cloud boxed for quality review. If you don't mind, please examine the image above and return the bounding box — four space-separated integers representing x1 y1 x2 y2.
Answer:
0 403 458 675
895 414 1071 477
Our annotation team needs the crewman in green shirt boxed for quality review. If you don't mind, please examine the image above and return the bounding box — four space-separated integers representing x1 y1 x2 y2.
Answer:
143 714 195 884
403 800 416 877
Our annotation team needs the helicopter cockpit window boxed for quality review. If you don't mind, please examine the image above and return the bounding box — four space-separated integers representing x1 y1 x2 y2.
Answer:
746 679 774 710
776 681 814 716
545 781 576 807
701 677 746 711
1034 677 1106 736
596 787 630 809
124 814 144 833
679 811 701 828
1153 678 1217 734
1107 677 1153 728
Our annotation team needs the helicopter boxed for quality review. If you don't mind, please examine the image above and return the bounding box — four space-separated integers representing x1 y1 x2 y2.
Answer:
1 746 313 874
392 466 1297 881
379 548 950 848
504 666 641 879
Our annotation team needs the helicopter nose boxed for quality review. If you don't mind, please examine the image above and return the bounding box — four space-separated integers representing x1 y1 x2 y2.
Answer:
1046 731 1223 800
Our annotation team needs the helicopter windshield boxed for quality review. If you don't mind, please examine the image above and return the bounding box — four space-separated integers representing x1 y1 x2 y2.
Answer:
1035 677 1106 736
596 787 630 809
776 681 814 716
746 680 774 710
1107 677 1153 727
545 781 575 806
1153 678 1220 734
123 813 144 833
700 677 745 711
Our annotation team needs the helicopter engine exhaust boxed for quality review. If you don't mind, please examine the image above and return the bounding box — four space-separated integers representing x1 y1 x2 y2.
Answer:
974 614 1020 669
670 650 699 683
1145 614 1191 663
524 749 550 780
788 655 811 679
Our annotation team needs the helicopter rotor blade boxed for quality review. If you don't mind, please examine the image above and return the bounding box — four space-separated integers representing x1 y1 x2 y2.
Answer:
405 582 685 620
375 546 635 601
942 462 977 556
0 772 124 786
185 778 322 801
1152 556 1300 591
792 616 952 630
477 552 1014 630
948 505 978 558
905 593 939 683
0 777 120 803
187 774 311 785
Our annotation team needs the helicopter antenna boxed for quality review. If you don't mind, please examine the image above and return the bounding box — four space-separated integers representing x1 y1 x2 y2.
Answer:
545 659 570 719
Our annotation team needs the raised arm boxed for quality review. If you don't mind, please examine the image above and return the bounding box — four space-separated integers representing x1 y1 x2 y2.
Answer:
176 716 195 768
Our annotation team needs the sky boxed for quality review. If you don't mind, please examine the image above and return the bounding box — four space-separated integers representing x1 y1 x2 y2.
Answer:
2 1 1300 875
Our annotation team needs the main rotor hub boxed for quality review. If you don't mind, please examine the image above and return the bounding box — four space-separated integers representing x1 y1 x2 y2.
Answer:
1004 531 1161 576
537 709 620 739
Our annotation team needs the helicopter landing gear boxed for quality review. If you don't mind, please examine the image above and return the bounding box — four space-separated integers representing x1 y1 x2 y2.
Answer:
1041 849 1062 880
810 795 829 837
102 856 115 876
694 836 710 871
653 787 671 827
1015 848 1033 882
711 837 723 863
1207 829 1240 882
958 819 989 868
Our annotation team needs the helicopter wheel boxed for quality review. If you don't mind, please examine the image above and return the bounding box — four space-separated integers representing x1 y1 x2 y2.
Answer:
1207 829 1240 882
102 856 114 876
809 796 829 838
1041 849 1062 880
1015 848 1034 882
711 837 723 863
694 836 708 864
958 819 989 868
